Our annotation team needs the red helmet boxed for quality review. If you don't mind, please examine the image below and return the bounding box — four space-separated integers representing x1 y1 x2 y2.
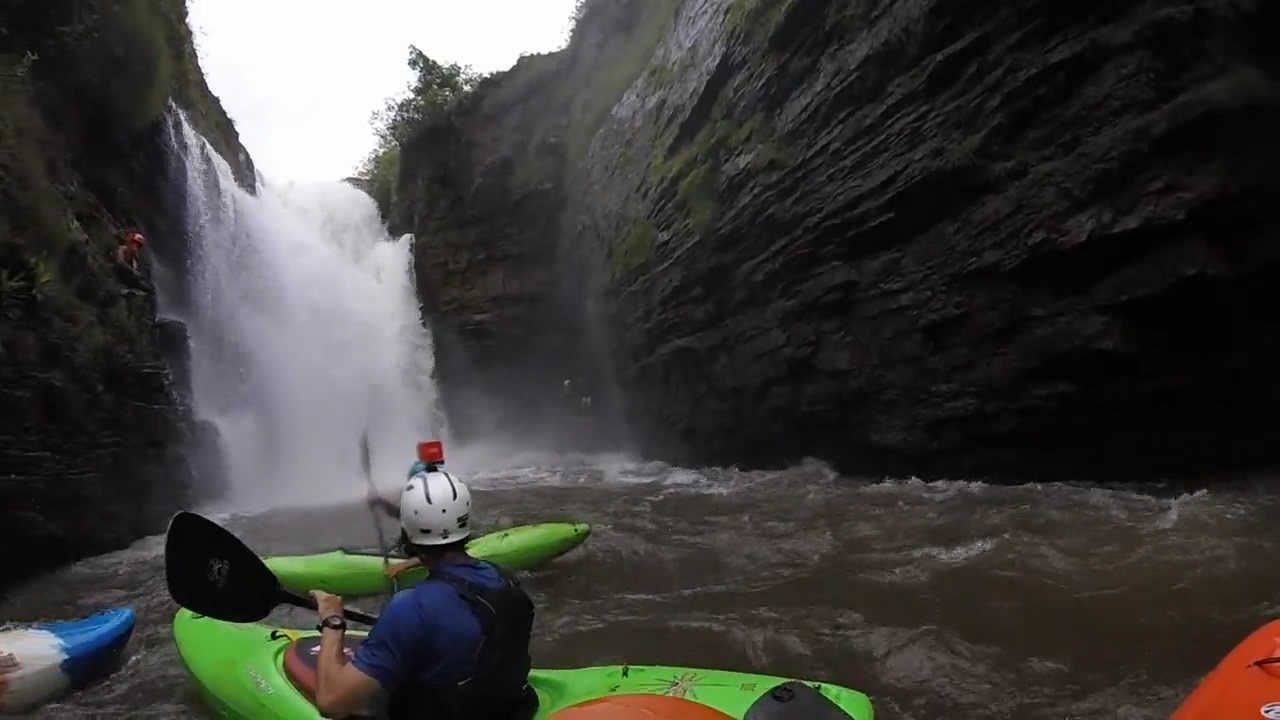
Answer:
125 231 145 245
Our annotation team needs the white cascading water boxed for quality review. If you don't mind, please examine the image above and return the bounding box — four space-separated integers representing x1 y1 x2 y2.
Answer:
158 108 445 510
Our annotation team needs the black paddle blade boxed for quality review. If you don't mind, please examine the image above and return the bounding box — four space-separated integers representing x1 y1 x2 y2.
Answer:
164 511 284 623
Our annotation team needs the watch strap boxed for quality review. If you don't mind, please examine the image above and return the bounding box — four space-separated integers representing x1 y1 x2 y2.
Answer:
316 614 347 632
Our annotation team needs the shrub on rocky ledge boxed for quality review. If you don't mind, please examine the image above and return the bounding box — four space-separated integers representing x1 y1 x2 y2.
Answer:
355 47 486 221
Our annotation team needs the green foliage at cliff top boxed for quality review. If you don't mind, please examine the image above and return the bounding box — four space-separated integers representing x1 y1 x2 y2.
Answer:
354 47 487 221
357 0 681 226
1 0 248 183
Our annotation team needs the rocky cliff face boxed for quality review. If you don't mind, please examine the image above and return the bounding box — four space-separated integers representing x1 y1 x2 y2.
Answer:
0 0 254 590
399 0 1280 482
396 0 680 451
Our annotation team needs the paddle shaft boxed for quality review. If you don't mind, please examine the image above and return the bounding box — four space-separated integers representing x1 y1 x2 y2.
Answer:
280 587 379 625
361 430 404 601
360 432 389 555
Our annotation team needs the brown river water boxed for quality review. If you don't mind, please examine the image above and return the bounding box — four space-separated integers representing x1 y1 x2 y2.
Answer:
3 453 1277 719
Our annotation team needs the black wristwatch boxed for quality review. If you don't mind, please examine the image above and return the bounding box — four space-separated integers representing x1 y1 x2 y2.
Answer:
317 614 347 633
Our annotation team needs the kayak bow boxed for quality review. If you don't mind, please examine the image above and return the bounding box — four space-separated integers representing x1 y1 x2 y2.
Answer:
0 608 135 713
1171 618 1280 719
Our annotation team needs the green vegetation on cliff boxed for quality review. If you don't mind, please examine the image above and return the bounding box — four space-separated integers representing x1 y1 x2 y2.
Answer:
503 0 682 185
649 112 793 244
364 0 683 220
354 48 485 220
724 0 797 44
1 0 250 364
0 52 148 361
0 0 253 590
1 0 251 185
612 220 656 279
562 0 681 165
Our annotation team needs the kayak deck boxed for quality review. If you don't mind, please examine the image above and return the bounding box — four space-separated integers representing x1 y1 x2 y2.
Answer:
265 521 592 596
1172 618 1280 719
285 635 870 719
173 610 874 719
0 607 135 713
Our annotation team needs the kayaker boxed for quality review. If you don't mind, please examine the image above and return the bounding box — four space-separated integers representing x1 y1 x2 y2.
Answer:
310 454 538 720
366 441 448 579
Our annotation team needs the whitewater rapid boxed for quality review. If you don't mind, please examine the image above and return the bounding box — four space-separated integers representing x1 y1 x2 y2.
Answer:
156 109 444 510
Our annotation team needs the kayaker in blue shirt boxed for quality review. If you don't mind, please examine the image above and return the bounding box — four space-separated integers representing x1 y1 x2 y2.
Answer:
307 441 538 720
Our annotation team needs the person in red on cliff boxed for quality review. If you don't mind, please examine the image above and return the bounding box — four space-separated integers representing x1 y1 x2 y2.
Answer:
115 229 151 295
116 230 144 271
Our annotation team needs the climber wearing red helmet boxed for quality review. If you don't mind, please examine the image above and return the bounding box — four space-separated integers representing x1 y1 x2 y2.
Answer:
116 230 145 270
114 229 151 295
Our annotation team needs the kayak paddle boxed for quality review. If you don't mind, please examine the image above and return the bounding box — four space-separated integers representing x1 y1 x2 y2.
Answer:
163 510 379 625
360 431 390 557
360 430 400 595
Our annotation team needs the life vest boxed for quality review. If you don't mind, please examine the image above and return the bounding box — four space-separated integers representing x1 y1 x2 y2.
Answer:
385 562 537 720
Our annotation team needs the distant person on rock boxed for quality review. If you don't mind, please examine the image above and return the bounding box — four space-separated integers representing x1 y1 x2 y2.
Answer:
312 440 538 720
115 230 144 272
114 230 151 295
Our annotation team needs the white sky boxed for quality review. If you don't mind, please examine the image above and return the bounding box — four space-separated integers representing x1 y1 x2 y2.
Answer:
188 0 579 182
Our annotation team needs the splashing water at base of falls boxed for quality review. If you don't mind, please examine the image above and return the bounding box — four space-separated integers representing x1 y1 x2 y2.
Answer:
159 110 443 510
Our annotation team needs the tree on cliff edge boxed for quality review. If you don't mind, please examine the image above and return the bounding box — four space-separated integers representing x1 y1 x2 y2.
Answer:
355 46 483 221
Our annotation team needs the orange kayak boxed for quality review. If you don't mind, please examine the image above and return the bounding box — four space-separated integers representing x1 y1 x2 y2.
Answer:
1172 618 1280 719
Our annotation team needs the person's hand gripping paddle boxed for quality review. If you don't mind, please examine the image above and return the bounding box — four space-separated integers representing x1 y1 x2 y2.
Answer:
163 510 378 625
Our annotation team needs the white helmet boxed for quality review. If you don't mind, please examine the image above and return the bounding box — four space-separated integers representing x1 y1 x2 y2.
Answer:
399 470 472 546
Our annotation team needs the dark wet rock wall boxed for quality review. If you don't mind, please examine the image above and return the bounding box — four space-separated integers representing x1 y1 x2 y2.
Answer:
0 0 252 590
401 0 1280 482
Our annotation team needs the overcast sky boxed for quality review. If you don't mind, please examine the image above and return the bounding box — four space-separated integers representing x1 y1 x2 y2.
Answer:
188 0 579 182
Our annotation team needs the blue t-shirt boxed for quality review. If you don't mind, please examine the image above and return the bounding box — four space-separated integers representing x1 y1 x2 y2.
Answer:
351 559 501 692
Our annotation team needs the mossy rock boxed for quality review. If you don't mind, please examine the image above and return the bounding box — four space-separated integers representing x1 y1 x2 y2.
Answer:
611 220 657 281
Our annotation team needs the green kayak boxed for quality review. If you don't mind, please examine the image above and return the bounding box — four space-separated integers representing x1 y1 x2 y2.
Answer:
264 522 592 596
172 609 875 719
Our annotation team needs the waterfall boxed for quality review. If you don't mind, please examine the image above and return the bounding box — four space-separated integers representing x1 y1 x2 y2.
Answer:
157 108 445 510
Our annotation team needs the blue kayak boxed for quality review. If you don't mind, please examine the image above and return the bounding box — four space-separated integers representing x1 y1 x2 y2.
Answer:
0 607 136 713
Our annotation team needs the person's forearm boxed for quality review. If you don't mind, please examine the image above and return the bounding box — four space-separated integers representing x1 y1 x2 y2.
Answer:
315 628 350 714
